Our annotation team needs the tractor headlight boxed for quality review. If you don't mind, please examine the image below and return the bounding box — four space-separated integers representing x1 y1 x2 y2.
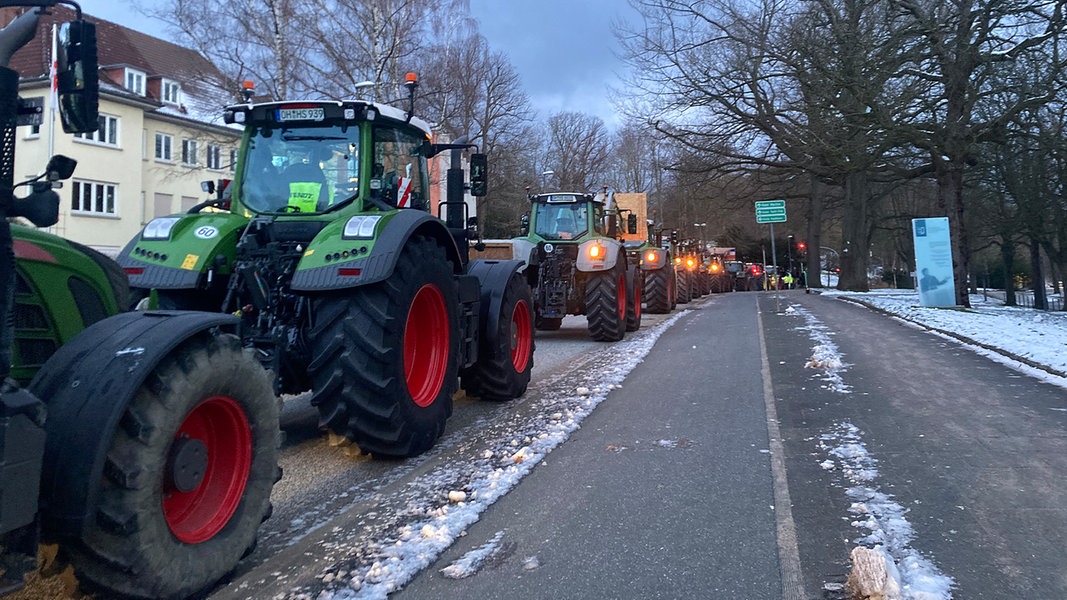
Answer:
343 215 381 239
645 250 658 263
587 243 604 260
143 217 181 240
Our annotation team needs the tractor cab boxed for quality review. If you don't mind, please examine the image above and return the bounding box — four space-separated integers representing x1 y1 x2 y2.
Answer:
527 193 603 242
224 99 432 216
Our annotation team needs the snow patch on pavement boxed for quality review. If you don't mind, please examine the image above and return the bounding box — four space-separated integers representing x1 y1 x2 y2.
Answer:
791 303 954 600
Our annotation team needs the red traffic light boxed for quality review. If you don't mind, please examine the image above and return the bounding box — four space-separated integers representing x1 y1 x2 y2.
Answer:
797 241 807 250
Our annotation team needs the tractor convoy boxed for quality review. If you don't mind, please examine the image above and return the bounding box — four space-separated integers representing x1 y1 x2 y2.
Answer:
1 2 760 597
2 1 534 597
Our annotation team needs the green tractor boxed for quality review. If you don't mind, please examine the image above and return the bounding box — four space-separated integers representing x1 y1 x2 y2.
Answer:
2 3 279 598
510 188 640 341
116 74 535 459
622 224 676 314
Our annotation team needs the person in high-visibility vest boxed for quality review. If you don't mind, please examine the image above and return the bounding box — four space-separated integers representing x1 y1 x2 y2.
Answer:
284 147 333 212
782 272 794 289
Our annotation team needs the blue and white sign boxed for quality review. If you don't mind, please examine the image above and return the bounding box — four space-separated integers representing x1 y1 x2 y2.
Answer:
913 217 955 307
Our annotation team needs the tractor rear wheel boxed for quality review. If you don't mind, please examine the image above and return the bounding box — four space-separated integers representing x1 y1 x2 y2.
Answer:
64 334 279 600
309 235 459 457
643 268 672 313
461 271 535 400
585 259 626 342
625 265 642 332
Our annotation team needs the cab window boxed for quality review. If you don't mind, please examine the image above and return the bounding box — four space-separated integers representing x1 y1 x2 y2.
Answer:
372 126 428 210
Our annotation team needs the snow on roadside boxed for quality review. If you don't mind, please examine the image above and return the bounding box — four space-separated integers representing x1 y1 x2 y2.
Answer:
822 289 1067 382
281 310 690 600
788 303 954 600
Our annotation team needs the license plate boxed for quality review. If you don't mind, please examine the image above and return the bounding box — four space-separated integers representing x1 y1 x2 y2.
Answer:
277 107 324 122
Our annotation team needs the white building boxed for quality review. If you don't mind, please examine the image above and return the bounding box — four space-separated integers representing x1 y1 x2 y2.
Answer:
5 6 240 256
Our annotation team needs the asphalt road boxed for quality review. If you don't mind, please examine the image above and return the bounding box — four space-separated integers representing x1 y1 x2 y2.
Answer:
19 289 1067 599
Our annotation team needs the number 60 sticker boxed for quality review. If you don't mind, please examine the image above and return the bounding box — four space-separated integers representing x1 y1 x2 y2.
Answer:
194 226 219 239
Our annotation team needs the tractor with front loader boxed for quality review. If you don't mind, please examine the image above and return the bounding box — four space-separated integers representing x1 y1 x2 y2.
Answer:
117 74 535 459
1 3 280 598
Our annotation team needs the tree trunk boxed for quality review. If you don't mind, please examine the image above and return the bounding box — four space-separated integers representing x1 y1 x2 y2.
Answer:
935 163 970 307
806 174 825 288
838 171 870 291
1001 242 1017 307
1030 237 1048 310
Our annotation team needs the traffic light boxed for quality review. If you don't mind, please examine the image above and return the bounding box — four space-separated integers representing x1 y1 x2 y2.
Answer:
797 241 806 251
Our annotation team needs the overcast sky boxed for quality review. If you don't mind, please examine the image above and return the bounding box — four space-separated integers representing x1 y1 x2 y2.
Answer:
84 0 639 130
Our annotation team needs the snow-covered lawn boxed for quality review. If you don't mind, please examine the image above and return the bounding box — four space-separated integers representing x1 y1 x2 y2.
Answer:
819 289 1067 384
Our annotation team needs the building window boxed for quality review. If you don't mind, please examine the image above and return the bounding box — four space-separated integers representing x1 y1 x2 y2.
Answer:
162 80 181 105
206 144 222 170
181 139 199 166
229 149 237 172
75 114 119 146
155 133 173 161
125 68 146 96
71 180 117 216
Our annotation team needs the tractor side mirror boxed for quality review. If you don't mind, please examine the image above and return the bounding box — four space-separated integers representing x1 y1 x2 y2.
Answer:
520 214 529 236
469 153 488 197
44 154 77 181
56 20 99 134
627 213 638 235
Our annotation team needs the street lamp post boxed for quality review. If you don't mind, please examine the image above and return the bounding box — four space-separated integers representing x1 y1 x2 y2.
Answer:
693 223 707 249
540 170 554 190
787 234 794 279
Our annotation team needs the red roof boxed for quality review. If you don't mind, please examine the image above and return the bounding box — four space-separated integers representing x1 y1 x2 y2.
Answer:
2 5 229 109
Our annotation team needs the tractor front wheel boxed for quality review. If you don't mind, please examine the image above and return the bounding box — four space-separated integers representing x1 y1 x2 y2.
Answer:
625 265 642 332
64 334 279 600
643 268 672 314
585 259 627 342
310 235 459 458
676 269 692 304
461 271 535 400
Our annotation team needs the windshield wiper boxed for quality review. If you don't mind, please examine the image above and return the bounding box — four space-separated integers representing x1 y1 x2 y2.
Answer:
280 135 347 141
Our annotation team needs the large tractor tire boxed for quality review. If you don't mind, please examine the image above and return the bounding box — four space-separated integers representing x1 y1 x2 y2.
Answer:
309 235 459 458
676 269 692 304
625 265 642 332
535 315 563 331
644 268 672 314
585 259 627 342
63 334 280 600
461 271 535 400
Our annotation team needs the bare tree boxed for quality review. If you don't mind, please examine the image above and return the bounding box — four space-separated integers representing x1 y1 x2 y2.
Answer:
891 0 1067 306
543 111 612 191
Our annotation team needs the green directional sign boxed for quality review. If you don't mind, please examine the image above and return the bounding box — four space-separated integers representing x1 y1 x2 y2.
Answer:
755 200 787 223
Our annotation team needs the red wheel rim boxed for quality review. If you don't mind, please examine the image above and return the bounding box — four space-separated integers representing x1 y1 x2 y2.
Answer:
510 299 532 372
404 283 450 407
617 273 627 320
163 396 252 544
